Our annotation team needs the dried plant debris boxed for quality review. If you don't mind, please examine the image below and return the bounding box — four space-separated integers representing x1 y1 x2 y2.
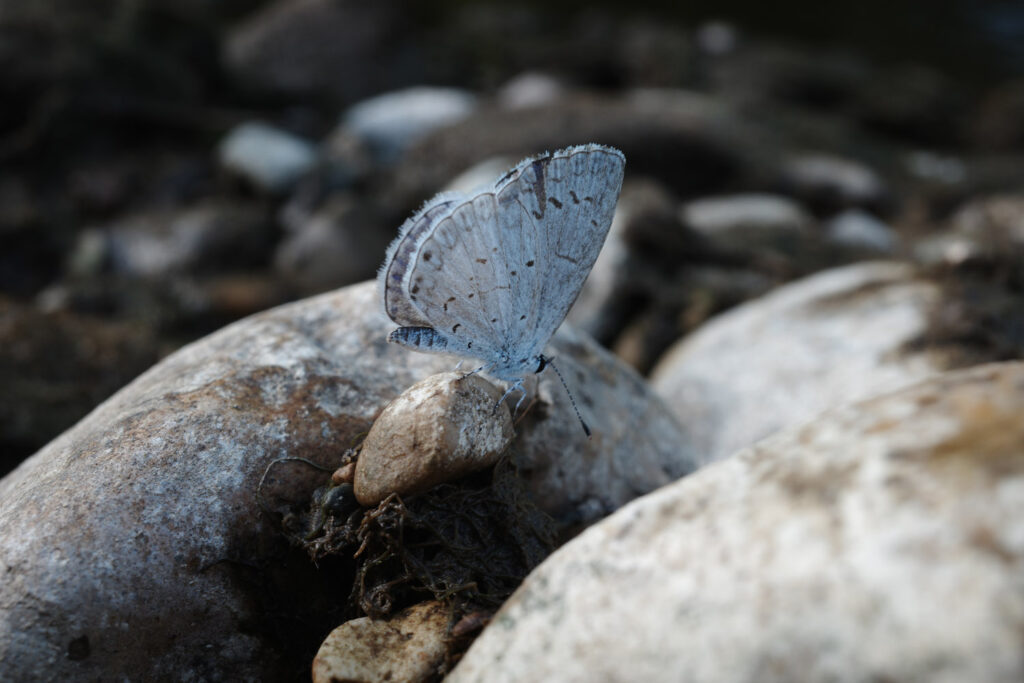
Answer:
285 454 557 623
908 259 1024 368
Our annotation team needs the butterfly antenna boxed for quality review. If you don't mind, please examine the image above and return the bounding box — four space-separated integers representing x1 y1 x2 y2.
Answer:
543 356 591 437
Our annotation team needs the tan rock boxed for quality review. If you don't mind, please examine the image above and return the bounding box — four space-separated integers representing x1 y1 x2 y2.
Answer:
312 601 448 683
354 373 514 506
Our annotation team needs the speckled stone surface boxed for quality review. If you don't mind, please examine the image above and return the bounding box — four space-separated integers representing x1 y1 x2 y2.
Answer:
451 362 1024 683
0 280 692 679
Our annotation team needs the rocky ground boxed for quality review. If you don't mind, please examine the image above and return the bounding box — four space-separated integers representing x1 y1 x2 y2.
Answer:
1 1 1023 680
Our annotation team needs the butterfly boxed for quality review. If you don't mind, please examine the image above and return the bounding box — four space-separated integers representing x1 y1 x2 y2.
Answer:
378 144 626 434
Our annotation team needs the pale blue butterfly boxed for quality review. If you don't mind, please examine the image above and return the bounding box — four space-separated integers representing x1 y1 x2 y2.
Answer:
379 144 626 434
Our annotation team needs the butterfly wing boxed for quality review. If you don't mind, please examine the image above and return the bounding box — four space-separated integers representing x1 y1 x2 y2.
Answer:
496 145 625 365
379 144 625 375
379 192 465 328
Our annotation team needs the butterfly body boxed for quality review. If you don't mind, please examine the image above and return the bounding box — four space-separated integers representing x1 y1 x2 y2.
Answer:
379 144 626 389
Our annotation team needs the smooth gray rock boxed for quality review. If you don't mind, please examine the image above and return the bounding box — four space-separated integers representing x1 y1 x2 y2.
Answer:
0 280 694 679
824 208 899 253
651 262 942 464
218 122 318 193
103 199 274 276
452 362 1024 683
341 86 477 164
679 193 813 254
778 153 888 213
273 194 391 293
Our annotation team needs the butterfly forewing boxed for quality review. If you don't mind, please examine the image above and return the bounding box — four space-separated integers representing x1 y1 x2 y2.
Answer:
536 147 624 344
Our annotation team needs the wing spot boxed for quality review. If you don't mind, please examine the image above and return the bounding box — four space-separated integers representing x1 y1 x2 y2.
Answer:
569 190 580 204
526 260 535 267
532 210 542 219
476 258 487 264
423 251 432 261
510 270 517 276
590 219 598 227
411 285 420 294
548 197 563 209
468 293 474 298
490 318 497 323
520 314 526 320
468 341 473 349
583 196 594 203
453 323 461 333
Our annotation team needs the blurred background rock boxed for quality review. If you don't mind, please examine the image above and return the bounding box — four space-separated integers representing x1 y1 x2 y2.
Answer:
2 0 1023 475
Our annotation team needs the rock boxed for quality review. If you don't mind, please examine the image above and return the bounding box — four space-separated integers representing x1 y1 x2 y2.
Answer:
354 373 514 506
35 270 290 343
694 20 738 58
390 92 747 212
904 149 968 186
0 280 693 679
443 155 519 195
651 262 943 464
949 194 1024 249
914 195 1024 267
824 208 899 254
103 200 274 277
681 193 812 239
187 273 294 323
679 193 815 266
777 153 890 215
496 72 565 110
340 86 478 164
222 0 416 102
273 194 391 293
450 361 1024 683
218 122 318 194
612 265 775 375
0 296 159 476
312 601 448 683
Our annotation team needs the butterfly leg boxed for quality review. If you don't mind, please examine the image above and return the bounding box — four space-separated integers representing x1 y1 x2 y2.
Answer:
495 378 527 417
457 362 490 382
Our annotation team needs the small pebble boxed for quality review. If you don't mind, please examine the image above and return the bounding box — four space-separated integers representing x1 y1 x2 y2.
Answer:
331 462 356 485
354 372 514 506
312 601 449 683
218 122 318 193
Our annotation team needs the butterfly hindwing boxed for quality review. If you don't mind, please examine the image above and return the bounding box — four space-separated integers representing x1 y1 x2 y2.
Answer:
380 194 463 327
